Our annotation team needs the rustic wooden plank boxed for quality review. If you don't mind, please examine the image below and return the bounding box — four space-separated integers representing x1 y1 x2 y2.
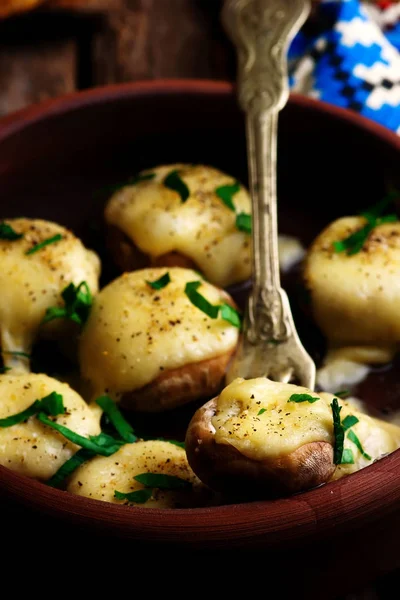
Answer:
92 0 234 85
0 39 76 116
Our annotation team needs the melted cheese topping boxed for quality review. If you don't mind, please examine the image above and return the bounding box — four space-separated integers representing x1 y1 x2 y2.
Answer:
79 267 239 400
105 164 252 288
0 218 100 370
304 216 400 353
212 378 400 472
67 440 207 508
0 373 101 480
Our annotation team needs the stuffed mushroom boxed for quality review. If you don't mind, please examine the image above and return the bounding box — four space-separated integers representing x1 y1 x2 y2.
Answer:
79 267 240 412
0 218 100 372
0 372 101 481
185 377 400 498
67 439 216 508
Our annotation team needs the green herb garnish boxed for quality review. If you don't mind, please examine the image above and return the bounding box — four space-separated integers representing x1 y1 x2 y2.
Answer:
185 281 241 328
163 170 190 202
342 415 359 431
288 393 319 404
0 366 11 374
134 472 192 490
42 281 92 326
333 190 400 255
235 212 252 234
257 408 267 415
347 429 372 460
330 397 345 465
0 223 23 240
37 413 124 456
334 389 350 399
25 234 63 256
215 182 240 211
185 281 220 319
341 448 355 464
47 449 95 488
0 391 65 428
145 272 170 290
95 395 137 443
114 488 153 504
219 303 241 328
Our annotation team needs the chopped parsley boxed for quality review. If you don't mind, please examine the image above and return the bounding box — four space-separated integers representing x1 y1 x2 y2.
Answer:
334 389 350 399
163 170 190 202
341 448 355 464
185 281 241 328
288 393 319 404
330 398 345 465
42 281 92 326
236 212 252 234
145 272 170 290
134 472 191 489
347 429 371 460
114 488 153 504
25 233 63 256
37 414 125 456
342 415 359 431
0 391 65 428
215 182 240 211
333 190 399 255
0 223 23 240
257 408 267 415
2 350 31 359
95 395 137 443
47 449 95 488
0 366 10 374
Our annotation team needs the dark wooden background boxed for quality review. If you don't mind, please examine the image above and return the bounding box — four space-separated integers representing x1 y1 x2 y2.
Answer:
0 0 235 116
0 1 398 596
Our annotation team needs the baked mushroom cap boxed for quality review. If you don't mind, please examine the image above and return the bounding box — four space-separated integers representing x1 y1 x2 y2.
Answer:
104 164 252 288
0 372 101 481
304 216 400 355
185 378 400 499
0 218 100 371
79 267 240 411
67 439 217 508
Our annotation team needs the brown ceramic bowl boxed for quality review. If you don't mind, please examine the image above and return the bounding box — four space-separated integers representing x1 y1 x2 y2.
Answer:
1 80 400 591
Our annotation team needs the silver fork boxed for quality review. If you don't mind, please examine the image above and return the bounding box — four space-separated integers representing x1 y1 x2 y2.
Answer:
222 0 316 389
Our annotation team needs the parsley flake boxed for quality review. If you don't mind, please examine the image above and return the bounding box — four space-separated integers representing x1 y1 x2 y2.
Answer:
342 415 359 431
236 212 252 234
145 272 170 290
42 281 92 327
257 408 267 415
330 398 345 465
288 393 319 404
25 234 63 256
341 448 355 464
347 429 372 460
0 223 23 240
163 170 190 202
0 391 65 428
114 488 153 504
47 449 95 488
215 182 240 211
185 281 241 328
95 395 137 443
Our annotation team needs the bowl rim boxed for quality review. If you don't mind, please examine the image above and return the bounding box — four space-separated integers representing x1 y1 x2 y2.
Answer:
1 78 400 545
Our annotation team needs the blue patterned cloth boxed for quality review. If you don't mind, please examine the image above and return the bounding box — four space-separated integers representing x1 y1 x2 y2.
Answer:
288 0 400 133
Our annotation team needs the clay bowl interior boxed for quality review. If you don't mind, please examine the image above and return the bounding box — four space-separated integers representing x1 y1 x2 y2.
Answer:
1 80 400 589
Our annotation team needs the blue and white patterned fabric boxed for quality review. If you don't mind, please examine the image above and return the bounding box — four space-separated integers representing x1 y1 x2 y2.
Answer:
288 0 400 134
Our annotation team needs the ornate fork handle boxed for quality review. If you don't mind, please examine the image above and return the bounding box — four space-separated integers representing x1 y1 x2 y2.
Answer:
222 0 310 345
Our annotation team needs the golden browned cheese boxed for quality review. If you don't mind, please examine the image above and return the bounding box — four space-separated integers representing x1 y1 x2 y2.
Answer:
0 218 100 371
79 267 239 403
212 377 400 476
67 440 211 508
0 373 101 481
304 217 400 358
104 164 252 288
